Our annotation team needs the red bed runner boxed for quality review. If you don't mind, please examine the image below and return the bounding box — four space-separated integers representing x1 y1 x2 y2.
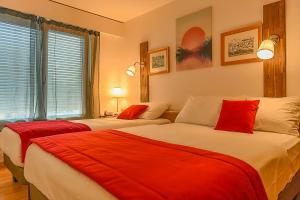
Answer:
5 120 91 162
31 130 268 200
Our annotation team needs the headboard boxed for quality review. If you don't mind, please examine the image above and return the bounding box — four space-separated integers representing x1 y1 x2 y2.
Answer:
140 41 150 102
160 110 179 123
263 0 286 97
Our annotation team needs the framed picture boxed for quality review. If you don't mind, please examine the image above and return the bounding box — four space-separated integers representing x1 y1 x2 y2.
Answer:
221 24 262 66
176 7 212 71
148 47 170 75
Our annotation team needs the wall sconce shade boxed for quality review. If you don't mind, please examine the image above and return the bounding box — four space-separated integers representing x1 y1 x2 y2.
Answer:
257 34 279 60
257 39 275 59
126 66 136 77
126 62 144 77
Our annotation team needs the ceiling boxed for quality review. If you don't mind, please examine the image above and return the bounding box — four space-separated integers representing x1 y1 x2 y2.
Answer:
51 0 175 22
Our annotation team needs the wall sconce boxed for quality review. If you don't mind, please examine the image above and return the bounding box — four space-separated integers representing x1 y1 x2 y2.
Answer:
126 62 144 77
111 87 124 113
257 34 280 60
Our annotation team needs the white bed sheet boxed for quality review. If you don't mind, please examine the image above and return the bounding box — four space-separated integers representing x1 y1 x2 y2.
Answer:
24 123 300 200
0 118 170 167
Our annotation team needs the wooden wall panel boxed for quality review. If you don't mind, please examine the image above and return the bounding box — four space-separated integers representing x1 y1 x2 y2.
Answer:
263 0 286 97
140 41 149 102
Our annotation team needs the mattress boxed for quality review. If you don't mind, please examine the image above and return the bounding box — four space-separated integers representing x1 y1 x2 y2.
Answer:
0 118 170 167
24 123 300 200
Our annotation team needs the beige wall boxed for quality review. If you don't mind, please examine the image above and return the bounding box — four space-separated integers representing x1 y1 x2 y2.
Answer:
100 33 128 114
1 0 299 113
100 0 300 111
0 0 124 36
0 149 3 163
0 0 126 116
286 0 300 96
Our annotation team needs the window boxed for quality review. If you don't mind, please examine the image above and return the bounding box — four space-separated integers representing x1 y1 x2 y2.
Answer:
47 30 85 119
0 21 36 121
0 23 86 121
0 9 97 122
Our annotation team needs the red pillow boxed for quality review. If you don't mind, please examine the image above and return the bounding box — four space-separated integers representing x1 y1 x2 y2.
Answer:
117 105 148 120
215 100 260 134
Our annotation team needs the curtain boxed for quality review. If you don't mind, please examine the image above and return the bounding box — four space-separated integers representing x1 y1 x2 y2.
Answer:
34 18 47 120
0 6 101 128
0 7 40 128
86 32 100 118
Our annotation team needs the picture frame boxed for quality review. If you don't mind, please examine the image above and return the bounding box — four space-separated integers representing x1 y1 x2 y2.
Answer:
221 24 262 66
148 47 170 75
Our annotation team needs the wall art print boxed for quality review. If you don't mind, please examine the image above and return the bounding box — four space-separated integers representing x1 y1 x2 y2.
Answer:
176 7 212 71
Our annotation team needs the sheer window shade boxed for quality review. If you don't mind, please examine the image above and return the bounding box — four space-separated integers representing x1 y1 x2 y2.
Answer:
47 30 85 119
0 21 36 121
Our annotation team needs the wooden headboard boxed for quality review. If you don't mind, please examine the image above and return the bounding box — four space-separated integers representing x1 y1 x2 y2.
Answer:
140 41 150 102
160 110 179 123
263 0 286 97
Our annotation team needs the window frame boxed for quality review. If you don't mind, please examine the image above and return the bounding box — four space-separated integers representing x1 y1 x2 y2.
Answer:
44 24 89 119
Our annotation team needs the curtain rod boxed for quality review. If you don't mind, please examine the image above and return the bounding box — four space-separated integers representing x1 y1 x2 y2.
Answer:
48 0 124 24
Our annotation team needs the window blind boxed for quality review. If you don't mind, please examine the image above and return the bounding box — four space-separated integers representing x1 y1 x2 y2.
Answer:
0 21 36 121
47 30 85 119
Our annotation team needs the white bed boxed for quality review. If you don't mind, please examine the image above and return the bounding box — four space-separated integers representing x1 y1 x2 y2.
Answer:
24 123 300 200
0 118 170 167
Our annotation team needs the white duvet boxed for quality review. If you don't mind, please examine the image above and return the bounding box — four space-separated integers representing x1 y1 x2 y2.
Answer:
0 118 170 167
24 123 300 200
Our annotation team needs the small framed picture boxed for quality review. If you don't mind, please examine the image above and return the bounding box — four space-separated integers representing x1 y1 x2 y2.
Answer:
148 47 170 75
221 24 262 66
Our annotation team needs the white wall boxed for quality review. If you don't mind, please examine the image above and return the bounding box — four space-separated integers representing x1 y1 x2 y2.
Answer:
104 0 300 111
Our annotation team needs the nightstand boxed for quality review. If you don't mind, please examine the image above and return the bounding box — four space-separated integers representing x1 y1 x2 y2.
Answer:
100 115 117 118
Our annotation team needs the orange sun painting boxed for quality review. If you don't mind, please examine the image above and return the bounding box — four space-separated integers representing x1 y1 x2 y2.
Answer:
176 7 212 71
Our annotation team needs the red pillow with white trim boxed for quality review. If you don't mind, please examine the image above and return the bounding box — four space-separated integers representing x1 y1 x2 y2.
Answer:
215 100 260 134
117 105 149 120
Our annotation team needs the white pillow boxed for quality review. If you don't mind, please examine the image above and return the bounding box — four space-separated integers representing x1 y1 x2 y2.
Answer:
139 102 169 120
175 96 246 127
249 97 300 136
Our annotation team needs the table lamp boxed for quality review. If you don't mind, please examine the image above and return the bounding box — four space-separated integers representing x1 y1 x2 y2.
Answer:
111 87 124 113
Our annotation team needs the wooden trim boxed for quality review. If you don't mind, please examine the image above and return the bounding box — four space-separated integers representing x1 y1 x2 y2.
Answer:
140 42 149 102
48 0 124 23
221 23 262 66
148 47 170 76
263 0 286 97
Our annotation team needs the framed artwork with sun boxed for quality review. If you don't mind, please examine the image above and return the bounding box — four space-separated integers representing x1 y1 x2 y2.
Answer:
176 7 212 71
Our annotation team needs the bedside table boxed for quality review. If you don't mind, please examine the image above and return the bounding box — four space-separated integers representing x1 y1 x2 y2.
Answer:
100 115 117 118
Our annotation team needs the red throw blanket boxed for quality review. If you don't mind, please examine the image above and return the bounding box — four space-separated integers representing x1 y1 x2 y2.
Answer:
31 130 267 200
5 120 91 162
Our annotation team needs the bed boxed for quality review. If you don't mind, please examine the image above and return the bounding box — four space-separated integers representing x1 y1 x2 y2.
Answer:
24 123 300 200
0 111 175 184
